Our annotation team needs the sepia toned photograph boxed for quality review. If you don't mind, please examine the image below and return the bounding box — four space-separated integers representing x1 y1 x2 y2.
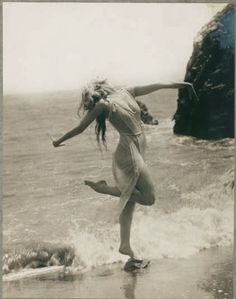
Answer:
2 2 234 298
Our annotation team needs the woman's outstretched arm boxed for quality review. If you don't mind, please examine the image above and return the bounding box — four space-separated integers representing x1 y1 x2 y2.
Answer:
52 102 107 147
128 82 192 97
128 81 199 102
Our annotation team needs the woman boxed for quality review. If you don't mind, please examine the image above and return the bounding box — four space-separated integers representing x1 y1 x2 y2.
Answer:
52 79 197 261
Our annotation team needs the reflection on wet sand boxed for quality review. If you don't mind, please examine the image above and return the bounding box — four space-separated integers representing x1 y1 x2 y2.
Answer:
122 272 137 299
3 247 233 299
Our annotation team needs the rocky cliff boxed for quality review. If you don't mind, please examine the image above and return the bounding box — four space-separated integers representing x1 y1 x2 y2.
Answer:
173 4 234 139
137 100 159 125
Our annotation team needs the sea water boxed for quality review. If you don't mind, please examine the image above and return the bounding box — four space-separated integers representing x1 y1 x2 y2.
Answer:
3 89 234 275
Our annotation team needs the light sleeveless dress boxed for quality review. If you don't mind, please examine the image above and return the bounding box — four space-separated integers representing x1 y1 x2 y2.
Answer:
107 89 147 215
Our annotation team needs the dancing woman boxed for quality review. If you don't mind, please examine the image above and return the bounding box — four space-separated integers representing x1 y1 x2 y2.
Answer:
52 80 197 260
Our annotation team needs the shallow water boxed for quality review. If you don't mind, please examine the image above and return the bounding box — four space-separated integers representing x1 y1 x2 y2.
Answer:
3 247 233 299
3 89 234 294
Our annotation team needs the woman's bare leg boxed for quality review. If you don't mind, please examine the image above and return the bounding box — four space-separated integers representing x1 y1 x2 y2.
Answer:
85 180 149 204
85 166 155 259
119 201 136 258
118 166 156 258
84 180 121 196
85 180 137 258
85 166 155 206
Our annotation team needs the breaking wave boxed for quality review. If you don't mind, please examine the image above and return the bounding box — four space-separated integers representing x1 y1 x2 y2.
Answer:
3 169 233 277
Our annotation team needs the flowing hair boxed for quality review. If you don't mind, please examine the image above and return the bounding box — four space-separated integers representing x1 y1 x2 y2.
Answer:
78 79 116 146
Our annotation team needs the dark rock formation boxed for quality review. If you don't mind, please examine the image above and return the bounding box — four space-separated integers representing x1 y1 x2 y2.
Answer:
173 4 234 139
137 100 159 125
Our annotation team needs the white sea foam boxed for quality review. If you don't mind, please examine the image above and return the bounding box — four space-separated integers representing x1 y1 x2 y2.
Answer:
66 205 233 270
172 135 234 151
66 169 234 268
132 205 233 259
4 168 233 274
181 168 234 209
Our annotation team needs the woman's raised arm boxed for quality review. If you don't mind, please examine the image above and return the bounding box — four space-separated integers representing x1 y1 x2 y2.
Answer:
52 101 107 147
129 82 193 97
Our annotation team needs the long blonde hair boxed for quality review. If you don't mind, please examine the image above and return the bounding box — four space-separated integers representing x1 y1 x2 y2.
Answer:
78 79 116 145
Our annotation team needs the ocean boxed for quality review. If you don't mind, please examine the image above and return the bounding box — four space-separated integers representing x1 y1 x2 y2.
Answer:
2 89 234 298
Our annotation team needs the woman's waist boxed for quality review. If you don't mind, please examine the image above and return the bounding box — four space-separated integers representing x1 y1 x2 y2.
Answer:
117 130 146 149
120 130 143 137
118 122 145 137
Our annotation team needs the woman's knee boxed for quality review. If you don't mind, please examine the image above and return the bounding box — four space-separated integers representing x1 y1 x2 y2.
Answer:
136 166 156 206
145 190 156 206
138 187 155 206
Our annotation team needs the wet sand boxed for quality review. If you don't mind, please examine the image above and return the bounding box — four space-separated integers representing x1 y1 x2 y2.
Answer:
3 246 233 299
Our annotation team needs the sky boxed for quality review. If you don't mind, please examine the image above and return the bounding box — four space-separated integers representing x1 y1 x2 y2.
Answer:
3 3 227 95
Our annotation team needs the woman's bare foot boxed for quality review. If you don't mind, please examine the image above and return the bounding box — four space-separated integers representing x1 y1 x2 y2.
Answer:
84 180 108 194
119 244 135 259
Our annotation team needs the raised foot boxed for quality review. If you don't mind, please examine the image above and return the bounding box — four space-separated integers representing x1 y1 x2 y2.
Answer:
84 180 108 194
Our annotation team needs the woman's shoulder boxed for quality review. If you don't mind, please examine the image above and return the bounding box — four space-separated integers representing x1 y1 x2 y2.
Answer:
105 88 134 105
125 87 136 98
116 87 136 100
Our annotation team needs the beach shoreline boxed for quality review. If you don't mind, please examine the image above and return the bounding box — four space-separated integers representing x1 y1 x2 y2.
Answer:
3 245 233 299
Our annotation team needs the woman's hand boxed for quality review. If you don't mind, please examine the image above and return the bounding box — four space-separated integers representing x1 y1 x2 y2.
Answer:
48 134 65 147
52 139 63 147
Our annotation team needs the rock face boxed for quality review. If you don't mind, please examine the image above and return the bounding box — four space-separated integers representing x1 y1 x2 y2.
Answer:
137 100 159 125
173 4 234 139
